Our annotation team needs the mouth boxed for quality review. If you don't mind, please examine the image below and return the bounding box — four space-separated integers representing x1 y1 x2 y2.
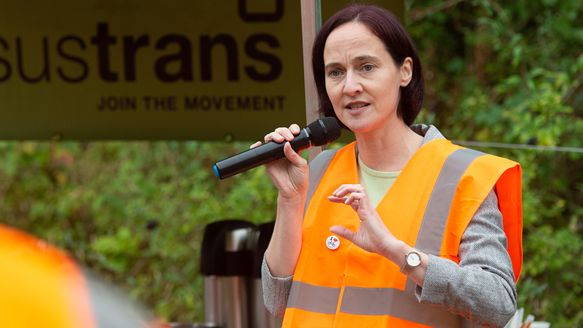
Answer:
346 103 369 110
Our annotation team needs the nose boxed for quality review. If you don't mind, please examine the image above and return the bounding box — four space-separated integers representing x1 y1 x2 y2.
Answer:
343 71 362 96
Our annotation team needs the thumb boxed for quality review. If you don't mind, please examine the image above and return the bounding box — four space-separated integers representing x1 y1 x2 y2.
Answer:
283 142 305 166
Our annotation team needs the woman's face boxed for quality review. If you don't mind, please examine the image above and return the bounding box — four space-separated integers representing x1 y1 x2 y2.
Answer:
323 22 412 135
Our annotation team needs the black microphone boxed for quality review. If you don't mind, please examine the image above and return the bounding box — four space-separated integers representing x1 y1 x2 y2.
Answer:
213 117 342 179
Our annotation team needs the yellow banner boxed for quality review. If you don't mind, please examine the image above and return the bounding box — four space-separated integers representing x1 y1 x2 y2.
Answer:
0 0 402 141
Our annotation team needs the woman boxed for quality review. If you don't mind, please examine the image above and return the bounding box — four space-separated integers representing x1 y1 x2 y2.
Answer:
255 5 522 328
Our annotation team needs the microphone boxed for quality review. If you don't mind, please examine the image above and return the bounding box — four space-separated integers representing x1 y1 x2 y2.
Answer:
214 117 342 179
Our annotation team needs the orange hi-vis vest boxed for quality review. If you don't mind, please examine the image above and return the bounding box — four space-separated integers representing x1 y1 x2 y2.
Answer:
283 139 522 328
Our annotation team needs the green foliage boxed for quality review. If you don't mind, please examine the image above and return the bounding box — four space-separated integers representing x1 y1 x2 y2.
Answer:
0 141 277 322
409 0 583 326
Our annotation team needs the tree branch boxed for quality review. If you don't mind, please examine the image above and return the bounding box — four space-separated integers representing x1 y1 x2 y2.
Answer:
409 0 468 22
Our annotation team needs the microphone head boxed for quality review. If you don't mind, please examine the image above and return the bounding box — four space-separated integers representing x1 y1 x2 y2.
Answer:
307 117 342 146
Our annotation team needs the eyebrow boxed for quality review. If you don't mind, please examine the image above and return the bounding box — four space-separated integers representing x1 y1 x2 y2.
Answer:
353 55 379 63
324 55 380 71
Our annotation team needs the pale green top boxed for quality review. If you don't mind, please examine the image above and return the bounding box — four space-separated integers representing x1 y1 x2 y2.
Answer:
357 154 401 207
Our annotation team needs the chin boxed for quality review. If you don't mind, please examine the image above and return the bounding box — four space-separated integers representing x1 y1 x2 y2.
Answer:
343 123 374 134
339 115 368 128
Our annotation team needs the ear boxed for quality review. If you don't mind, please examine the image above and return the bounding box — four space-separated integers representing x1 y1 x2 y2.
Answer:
400 57 413 87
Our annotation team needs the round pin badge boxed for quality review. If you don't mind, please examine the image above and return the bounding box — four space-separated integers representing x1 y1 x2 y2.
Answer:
326 236 340 250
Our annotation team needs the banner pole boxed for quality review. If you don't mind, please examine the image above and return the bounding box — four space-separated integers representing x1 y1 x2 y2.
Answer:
300 0 322 162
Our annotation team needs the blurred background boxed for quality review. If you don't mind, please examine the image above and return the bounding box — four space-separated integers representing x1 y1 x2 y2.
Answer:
1 0 582 326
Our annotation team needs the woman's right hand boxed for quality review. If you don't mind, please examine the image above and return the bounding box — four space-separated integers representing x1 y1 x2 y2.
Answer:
260 125 308 279
250 124 309 199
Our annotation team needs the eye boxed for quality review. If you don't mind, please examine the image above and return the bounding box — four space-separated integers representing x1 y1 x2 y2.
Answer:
363 64 374 72
328 69 341 77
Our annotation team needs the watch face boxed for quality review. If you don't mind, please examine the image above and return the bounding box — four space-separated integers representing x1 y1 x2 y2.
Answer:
407 252 421 266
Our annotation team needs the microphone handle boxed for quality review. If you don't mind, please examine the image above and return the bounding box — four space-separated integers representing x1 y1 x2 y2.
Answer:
214 128 312 179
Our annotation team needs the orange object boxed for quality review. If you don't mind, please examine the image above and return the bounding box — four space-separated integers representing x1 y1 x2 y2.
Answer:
0 224 157 328
0 224 98 328
283 140 522 327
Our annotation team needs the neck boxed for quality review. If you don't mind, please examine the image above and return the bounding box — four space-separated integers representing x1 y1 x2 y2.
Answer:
355 121 423 172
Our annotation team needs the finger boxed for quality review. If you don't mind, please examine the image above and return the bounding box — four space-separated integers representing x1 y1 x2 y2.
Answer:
343 193 362 205
331 186 352 198
265 126 292 143
274 127 296 141
264 131 285 143
332 184 365 197
250 141 262 149
263 132 283 143
289 124 301 135
329 225 356 243
332 188 361 201
327 195 348 203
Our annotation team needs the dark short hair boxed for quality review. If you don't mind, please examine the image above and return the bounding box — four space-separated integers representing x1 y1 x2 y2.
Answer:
312 5 424 128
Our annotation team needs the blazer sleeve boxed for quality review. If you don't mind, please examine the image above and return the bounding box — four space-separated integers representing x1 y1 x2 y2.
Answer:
415 189 517 328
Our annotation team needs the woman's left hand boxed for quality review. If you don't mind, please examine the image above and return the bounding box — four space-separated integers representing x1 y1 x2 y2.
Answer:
328 184 398 257
328 184 428 285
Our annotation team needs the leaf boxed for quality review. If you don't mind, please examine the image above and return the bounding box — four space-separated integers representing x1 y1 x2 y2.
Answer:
512 46 523 67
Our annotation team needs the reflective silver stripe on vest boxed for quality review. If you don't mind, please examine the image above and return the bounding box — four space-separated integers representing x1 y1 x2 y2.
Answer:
405 148 485 293
304 148 341 216
290 147 485 327
287 281 341 314
340 286 476 328
416 148 485 256
287 282 476 327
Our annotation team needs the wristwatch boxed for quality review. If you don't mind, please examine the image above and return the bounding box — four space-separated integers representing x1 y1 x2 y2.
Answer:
400 249 421 275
